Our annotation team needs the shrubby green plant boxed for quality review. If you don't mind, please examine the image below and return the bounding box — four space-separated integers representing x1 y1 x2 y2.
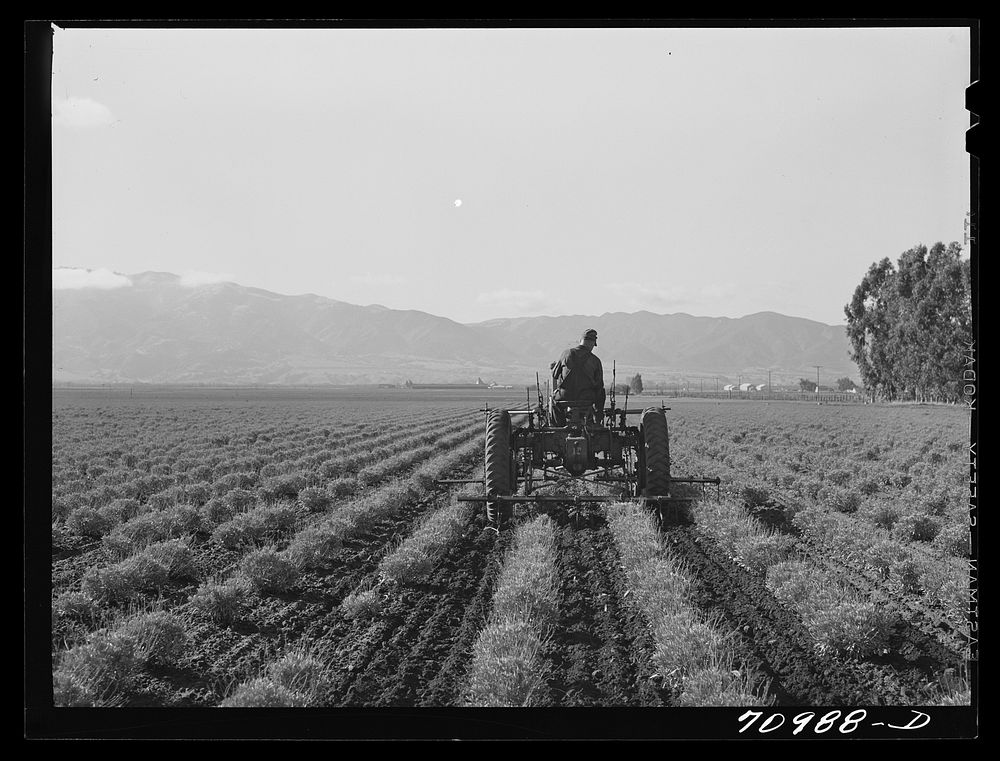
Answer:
356 445 436 487
52 590 100 624
298 486 333 512
916 556 967 623
676 666 772 707
211 505 299 549
866 539 910 580
285 522 345 570
53 629 137 706
120 473 173 501
212 472 258 497
200 497 235 526
892 512 941 543
807 599 895 658
189 464 215 482
95 503 129 530
189 578 246 625
464 619 550 707
117 610 188 667
766 561 895 657
339 587 382 619
182 481 212 506
739 485 771 508
146 490 177 511
379 546 434 584
84 484 122 508
825 469 853 487
732 533 797 576
463 515 559 707
219 677 310 707
236 546 299 594
259 474 307 501
144 538 196 580
917 488 955 518
52 495 75 523
822 486 862 514
81 553 168 602
860 498 901 530
608 502 773 705
932 523 969 557
325 476 357 497
267 648 329 700
224 487 256 511
378 502 470 585
66 506 113 538
105 497 143 521
103 505 203 556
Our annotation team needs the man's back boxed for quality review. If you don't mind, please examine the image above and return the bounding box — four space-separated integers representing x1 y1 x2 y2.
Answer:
552 344 604 403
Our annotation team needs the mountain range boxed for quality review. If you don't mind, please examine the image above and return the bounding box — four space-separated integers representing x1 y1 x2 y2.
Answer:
52 271 859 386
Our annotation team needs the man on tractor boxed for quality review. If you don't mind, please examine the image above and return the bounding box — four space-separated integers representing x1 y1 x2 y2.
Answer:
550 328 606 426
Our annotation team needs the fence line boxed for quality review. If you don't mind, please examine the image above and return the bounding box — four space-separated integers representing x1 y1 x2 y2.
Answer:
641 390 866 404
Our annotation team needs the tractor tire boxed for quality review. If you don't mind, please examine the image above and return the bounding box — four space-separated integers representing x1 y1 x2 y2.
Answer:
639 407 671 498
484 409 515 525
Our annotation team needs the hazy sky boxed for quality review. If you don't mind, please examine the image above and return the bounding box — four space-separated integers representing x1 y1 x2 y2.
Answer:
51 24 973 325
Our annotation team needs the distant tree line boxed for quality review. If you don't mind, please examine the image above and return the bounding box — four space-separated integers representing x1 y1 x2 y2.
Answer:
844 241 971 403
795 378 856 393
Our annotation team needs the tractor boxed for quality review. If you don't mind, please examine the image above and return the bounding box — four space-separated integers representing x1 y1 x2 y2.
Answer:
448 377 720 528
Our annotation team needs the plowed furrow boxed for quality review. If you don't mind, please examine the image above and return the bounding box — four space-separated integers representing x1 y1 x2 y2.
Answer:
546 513 662 706
663 525 863 704
343 523 498 706
747 500 967 668
417 527 514 706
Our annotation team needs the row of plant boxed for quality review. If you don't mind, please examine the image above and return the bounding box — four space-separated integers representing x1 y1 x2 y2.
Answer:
663 402 970 666
51 405 469 520
671 402 966 489
206 446 486 707
52 431 486 707
462 514 560 706
53 607 191 707
53 410 469 517
52 422 486 652
51 400 463 474
690 493 969 705
667 403 969 570
377 493 476 586
606 501 773 706
52 411 475 526
54 414 477 542
236 435 482 593
784 499 968 651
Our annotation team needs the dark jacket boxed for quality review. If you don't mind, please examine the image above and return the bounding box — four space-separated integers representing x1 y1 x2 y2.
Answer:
551 344 606 410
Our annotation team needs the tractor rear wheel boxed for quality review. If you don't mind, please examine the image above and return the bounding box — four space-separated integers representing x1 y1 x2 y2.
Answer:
485 409 515 525
639 407 671 498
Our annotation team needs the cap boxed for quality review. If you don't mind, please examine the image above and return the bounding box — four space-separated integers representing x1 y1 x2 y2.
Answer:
582 328 598 343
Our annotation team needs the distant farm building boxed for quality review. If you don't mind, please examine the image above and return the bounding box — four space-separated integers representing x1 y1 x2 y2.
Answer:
739 383 755 392
755 384 768 392
723 384 736 391
408 377 494 390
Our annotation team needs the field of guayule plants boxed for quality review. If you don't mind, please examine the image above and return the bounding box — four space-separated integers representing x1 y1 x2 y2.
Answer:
49 388 973 709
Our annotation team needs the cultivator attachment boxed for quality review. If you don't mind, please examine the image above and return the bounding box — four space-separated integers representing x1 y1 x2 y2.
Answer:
438 391 721 529
454 492 705 527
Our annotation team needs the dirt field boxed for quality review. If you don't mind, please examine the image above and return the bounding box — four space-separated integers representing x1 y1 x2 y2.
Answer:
36 388 976 737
